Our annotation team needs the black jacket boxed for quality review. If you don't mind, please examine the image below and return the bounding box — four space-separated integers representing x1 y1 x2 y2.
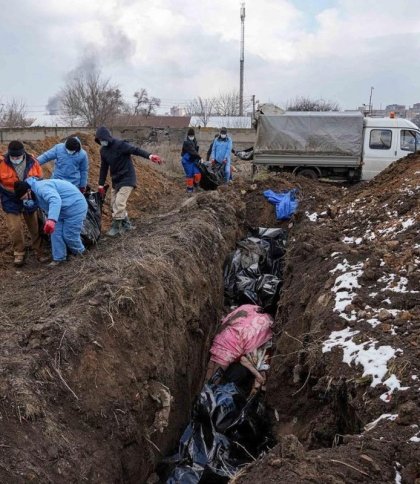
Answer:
96 127 151 189
181 137 200 162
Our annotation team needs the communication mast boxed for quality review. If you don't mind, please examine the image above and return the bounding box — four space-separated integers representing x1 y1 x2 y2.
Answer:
239 3 245 116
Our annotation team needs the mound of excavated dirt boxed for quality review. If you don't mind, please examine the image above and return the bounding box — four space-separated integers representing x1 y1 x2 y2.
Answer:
0 190 243 483
238 156 420 482
0 134 183 268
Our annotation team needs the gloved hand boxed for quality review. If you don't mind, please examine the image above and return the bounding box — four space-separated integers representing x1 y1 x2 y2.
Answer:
98 186 105 198
79 187 86 194
149 154 162 164
43 219 56 235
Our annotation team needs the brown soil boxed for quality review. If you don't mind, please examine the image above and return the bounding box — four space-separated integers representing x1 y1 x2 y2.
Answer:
0 134 183 269
238 155 420 483
0 187 243 483
0 135 419 483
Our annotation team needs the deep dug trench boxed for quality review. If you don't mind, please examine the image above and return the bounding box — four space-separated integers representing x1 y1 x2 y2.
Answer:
0 190 245 483
1 163 417 483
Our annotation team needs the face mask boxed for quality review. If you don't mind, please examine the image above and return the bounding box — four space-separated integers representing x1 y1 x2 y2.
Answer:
220 134 227 139
23 199 37 210
100 140 109 147
66 149 76 155
188 136 195 141
10 156 24 165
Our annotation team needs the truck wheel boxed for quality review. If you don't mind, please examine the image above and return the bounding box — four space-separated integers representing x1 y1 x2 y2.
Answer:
297 168 319 180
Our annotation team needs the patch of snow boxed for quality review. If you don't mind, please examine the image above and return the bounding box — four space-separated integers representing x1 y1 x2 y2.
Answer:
380 375 410 402
410 432 420 443
395 468 402 484
412 375 418 381
364 413 398 431
342 236 362 244
369 292 378 297
331 263 363 313
306 211 318 222
366 318 381 328
331 252 342 258
323 328 400 389
400 218 415 231
340 311 357 322
382 298 392 304
330 259 351 274
379 274 419 294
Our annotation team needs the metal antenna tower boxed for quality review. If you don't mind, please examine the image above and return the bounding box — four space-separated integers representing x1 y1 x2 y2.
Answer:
239 2 245 116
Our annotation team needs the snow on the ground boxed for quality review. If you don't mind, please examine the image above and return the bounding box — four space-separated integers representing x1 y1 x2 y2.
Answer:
364 413 398 431
322 328 403 394
305 211 318 222
324 256 411 402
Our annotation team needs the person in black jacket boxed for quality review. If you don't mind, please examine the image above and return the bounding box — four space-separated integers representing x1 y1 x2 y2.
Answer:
181 128 202 193
96 126 163 236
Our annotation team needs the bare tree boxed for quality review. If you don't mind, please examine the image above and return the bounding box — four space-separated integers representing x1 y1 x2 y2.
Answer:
59 69 125 126
286 97 340 112
133 88 161 116
213 90 251 116
0 99 34 128
186 97 214 127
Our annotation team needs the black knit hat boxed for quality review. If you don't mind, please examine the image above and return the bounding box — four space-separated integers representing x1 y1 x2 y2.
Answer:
14 181 30 199
8 140 25 157
220 127 227 134
187 128 195 136
65 137 81 152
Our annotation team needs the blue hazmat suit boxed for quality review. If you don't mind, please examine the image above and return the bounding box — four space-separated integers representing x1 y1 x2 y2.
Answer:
26 177 88 261
210 136 233 182
38 138 89 188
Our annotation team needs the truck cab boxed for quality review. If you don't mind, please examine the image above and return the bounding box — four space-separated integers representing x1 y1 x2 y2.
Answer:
362 116 420 180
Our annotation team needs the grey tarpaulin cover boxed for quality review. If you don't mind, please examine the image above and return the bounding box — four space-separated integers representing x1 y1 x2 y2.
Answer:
255 112 364 157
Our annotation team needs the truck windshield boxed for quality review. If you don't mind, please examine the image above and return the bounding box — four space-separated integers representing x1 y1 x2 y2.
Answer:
400 130 419 152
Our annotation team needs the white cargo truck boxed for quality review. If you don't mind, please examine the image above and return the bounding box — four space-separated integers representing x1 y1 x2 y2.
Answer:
253 111 420 181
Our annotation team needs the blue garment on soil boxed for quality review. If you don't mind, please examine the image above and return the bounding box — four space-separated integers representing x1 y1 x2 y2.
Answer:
26 177 88 261
38 138 89 188
263 189 299 220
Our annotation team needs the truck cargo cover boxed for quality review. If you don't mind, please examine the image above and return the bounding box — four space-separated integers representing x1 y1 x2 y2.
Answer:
255 112 364 157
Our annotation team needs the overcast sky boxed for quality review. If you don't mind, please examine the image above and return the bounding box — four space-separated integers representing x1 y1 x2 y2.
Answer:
1 0 420 115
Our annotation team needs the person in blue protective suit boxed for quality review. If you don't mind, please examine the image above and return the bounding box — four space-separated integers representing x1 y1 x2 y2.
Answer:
37 137 89 192
14 178 88 266
210 127 233 183
181 128 202 193
95 126 163 236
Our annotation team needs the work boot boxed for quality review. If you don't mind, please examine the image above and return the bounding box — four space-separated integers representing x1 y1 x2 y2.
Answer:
106 219 123 237
122 217 136 231
37 254 51 264
14 254 25 267
48 260 65 268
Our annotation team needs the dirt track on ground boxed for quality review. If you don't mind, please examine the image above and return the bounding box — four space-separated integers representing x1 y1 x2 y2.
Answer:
0 136 419 482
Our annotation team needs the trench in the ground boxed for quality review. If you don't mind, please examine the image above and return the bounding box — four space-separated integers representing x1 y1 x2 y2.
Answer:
145 220 364 483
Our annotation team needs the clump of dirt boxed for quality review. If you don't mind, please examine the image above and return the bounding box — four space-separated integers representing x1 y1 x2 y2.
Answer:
0 190 244 483
0 134 184 268
238 155 420 482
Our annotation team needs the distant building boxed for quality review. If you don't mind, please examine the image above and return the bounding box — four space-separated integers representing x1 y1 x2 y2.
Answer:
190 116 252 128
170 106 186 116
385 104 406 117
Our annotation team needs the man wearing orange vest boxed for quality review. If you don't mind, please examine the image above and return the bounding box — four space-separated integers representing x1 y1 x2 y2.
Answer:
0 141 46 266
